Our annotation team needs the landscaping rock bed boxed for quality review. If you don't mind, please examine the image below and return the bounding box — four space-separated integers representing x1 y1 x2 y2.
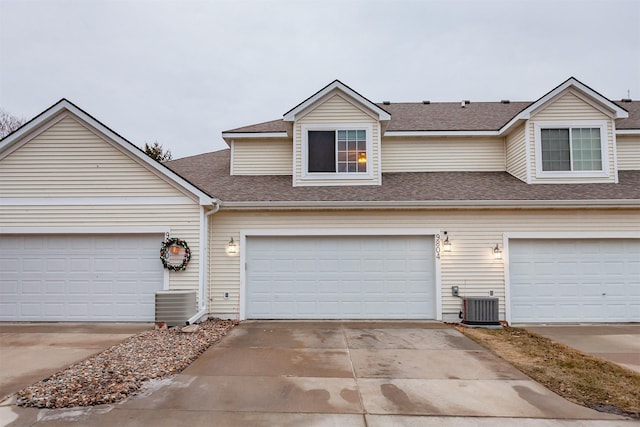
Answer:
16 318 236 409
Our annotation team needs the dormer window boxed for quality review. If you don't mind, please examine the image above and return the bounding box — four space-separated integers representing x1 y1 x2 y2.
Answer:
302 124 373 180
541 128 602 171
534 121 609 178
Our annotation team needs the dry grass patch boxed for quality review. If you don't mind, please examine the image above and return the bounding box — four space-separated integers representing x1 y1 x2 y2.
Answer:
457 325 640 419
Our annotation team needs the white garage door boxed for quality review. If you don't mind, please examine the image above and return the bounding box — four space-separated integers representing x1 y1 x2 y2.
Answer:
509 239 640 323
0 234 165 321
246 235 435 319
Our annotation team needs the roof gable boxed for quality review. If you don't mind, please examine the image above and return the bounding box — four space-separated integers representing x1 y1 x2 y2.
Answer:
0 99 213 205
283 80 391 123
500 77 629 133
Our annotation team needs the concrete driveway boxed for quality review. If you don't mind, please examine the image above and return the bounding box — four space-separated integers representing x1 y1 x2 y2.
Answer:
525 324 640 373
4 321 631 426
0 323 152 401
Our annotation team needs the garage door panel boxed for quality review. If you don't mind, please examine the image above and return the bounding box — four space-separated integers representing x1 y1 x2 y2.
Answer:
0 234 164 321
247 235 435 319
70 258 91 272
510 239 639 323
22 281 43 295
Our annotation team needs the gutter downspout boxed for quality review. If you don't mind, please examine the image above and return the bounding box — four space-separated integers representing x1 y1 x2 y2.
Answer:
188 199 220 324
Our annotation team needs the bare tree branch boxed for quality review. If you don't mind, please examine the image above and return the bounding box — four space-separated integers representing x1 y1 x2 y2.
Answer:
0 108 26 138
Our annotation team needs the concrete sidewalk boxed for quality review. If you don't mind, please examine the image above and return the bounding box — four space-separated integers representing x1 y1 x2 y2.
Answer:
525 324 640 373
0 323 152 401
2 321 633 426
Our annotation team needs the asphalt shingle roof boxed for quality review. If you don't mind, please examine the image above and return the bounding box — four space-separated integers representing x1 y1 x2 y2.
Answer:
224 101 639 134
167 150 640 204
377 102 531 131
615 101 640 129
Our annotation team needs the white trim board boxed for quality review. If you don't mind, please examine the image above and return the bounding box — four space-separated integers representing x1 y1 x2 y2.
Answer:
222 132 288 139
0 226 170 235
241 228 440 236
616 129 640 135
221 128 640 139
1 196 196 206
504 231 640 239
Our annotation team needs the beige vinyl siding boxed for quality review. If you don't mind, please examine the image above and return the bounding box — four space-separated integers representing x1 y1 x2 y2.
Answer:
529 91 616 184
294 93 380 186
208 209 639 319
1 204 202 295
505 124 527 182
0 113 204 296
533 91 612 121
232 138 293 175
616 135 640 170
0 116 187 197
381 137 505 172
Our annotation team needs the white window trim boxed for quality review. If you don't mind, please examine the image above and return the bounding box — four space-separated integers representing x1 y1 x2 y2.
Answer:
534 120 610 178
301 124 373 180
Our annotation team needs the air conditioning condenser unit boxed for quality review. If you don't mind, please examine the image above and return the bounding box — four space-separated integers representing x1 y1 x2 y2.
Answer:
462 297 500 326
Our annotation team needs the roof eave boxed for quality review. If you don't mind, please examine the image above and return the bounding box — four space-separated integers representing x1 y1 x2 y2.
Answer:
219 199 640 210
616 129 640 135
385 130 500 137
222 131 289 139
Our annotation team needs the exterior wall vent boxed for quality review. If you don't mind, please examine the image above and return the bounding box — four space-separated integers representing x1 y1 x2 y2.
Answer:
462 297 500 325
155 290 197 326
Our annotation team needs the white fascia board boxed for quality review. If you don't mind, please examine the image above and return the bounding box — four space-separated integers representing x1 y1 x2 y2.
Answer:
283 81 391 122
505 231 640 239
0 99 214 206
220 199 640 210
568 79 628 118
384 130 499 137
221 132 289 139
616 129 640 135
499 78 629 136
242 228 439 237
0 196 196 206
499 116 529 136
0 226 169 235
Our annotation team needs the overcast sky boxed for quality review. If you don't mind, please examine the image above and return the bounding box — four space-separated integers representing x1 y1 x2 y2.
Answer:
1 0 639 159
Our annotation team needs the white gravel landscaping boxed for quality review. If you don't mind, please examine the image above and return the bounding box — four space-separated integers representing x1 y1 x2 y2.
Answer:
16 318 236 409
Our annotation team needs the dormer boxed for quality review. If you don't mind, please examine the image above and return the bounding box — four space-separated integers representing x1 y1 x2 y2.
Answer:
223 77 636 187
502 77 629 184
282 80 391 187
